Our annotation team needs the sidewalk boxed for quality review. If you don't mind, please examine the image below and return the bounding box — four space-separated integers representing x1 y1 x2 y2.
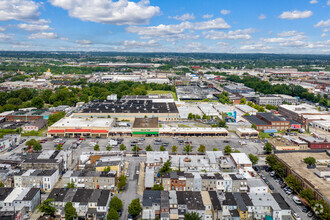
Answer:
137 162 145 196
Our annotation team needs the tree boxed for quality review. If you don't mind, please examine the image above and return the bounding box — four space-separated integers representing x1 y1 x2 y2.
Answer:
66 180 76 188
184 212 202 220
218 120 227 128
94 144 100 151
198 145 206 153
151 184 164 190
311 199 330 220
119 144 126 151
266 155 286 177
160 145 166 151
264 142 272 154
64 202 77 220
248 154 259 165
48 111 66 126
109 196 123 211
251 123 257 129
285 174 302 193
300 188 315 203
128 198 142 218
145 145 153 151
303 157 316 166
212 148 218 151
240 97 246 104
117 175 127 191
0 182 4 187
171 145 178 153
25 139 42 151
224 145 232 155
132 145 140 153
106 145 112 151
31 97 44 109
55 144 63 151
103 166 111 172
159 159 171 175
243 112 250 116
37 198 56 216
107 209 119 220
183 144 192 154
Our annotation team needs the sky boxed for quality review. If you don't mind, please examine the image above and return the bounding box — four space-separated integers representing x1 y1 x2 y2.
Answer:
0 0 329 54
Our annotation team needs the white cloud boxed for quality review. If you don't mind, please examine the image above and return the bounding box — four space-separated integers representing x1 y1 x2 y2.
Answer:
49 0 160 25
202 14 213 19
18 22 52 31
310 0 318 4
258 14 266 20
321 33 327 38
169 13 195 21
0 33 12 40
279 10 313 19
75 40 92 45
204 28 256 40
240 44 273 50
220 9 231 15
216 42 229 46
314 19 330 28
0 0 40 21
0 27 5 31
123 39 158 47
60 37 69 41
126 18 230 41
323 28 330 32
28 32 58 39
328 0 330 5
277 30 303 37
194 18 231 30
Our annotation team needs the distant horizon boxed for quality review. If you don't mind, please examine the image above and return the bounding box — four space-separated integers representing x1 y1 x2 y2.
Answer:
0 0 329 54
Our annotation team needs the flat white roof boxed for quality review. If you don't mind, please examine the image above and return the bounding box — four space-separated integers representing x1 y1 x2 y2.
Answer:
235 105 256 113
280 104 327 115
160 127 228 133
236 128 258 133
230 153 252 165
51 117 115 128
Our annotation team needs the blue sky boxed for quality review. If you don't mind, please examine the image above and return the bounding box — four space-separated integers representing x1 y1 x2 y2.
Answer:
0 0 329 53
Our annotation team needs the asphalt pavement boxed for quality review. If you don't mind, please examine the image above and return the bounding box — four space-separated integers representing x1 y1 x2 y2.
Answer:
262 170 310 220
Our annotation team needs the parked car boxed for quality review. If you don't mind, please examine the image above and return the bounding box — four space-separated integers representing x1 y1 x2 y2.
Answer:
126 172 130 177
270 171 275 177
293 212 301 220
281 183 286 188
293 196 303 205
269 184 274 190
307 211 314 217
302 206 310 213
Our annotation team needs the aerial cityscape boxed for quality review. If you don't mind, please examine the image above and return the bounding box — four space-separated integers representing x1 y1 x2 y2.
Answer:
0 0 329 220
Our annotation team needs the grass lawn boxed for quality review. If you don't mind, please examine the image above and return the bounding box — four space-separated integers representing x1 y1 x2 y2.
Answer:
147 90 178 101
259 132 271 139
193 123 207 128
178 124 191 128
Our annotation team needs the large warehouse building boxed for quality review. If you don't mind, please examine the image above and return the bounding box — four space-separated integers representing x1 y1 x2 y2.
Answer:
48 118 115 138
72 100 179 121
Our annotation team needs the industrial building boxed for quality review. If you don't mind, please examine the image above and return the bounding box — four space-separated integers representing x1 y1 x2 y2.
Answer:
132 117 159 136
243 112 290 131
223 84 254 94
176 86 219 100
48 117 116 138
256 95 298 106
121 94 174 103
72 100 179 121
0 108 52 122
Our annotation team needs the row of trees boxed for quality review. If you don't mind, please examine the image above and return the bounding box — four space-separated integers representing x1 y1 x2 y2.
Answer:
227 75 329 107
0 81 176 112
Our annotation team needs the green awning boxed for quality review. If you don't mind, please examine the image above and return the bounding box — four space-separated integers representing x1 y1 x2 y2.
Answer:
132 131 159 135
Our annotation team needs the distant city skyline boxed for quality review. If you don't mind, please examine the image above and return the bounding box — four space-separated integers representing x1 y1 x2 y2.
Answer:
0 0 329 54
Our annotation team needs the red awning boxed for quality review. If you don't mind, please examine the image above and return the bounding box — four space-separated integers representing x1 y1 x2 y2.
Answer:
65 129 91 132
48 130 65 133
91 130 108 134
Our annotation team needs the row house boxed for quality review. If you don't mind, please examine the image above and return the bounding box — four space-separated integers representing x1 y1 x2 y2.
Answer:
14 169 59 192
62 170 117 190
47 188 111 219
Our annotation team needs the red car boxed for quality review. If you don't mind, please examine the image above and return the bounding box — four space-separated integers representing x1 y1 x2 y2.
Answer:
79 138 85 141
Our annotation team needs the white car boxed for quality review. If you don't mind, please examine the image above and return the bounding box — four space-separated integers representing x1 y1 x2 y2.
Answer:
292 196 302 205
293 212 301 220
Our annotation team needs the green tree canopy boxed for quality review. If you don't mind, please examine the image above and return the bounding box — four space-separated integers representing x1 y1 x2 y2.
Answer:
66 180 76 189
248 154 259 165
159 159 171 175
25 138 42 151
224 145 232 155
37 198 56 216
109 196 123 212
64 202 77 220
31 97 44 109
184 212 202 220
117 175 127 191
107 209 119 220
303 157 316 166
264 142 272 154
94 144 100 151
198 145 206 153
151 184 164 190
183 144 192 154
119 144 126 151
285 174 302 193
128 198 142 218
160 145 166 151
145 145 153 151
171 145 178 153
